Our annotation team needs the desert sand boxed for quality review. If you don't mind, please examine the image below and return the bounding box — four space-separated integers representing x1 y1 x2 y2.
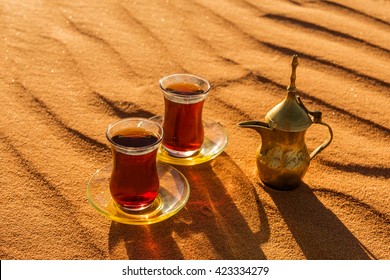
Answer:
0 0 389 260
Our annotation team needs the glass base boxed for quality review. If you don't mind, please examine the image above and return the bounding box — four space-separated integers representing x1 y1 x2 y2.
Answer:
86 163 190 225
150 116 228 165
162 145 200 158
117 200 156 213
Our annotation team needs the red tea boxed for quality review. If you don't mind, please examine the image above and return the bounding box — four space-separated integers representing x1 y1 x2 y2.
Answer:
109 127 160 210
163 82 205 156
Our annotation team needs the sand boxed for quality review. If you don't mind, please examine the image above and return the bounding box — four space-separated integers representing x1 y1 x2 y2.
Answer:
0 0 389 260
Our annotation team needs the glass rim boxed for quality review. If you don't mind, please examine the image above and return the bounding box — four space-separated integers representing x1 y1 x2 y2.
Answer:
159 73 211 97
106 117 163 153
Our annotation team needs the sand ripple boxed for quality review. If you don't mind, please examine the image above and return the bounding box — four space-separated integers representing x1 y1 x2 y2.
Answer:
0 0 388 259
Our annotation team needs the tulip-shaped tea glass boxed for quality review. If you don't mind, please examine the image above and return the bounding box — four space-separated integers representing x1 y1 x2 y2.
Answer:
106 118 163 212
160 74 211 157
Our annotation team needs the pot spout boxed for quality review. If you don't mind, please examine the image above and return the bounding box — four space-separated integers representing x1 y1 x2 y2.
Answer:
238 120 271 137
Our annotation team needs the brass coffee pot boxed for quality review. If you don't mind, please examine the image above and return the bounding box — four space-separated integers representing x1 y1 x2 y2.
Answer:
239 55 333 190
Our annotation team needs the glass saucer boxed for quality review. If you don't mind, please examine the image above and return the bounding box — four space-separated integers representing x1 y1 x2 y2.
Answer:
150 116 228 166
86 163 190 225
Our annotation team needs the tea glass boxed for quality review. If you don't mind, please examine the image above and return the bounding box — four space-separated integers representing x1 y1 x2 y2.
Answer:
106 118 163 212
160 73 211 157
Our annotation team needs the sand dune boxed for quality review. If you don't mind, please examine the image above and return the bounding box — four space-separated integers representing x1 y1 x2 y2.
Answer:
0 0 389 259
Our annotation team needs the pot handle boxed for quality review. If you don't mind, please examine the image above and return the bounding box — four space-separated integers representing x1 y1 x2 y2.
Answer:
296 96 333 159
308 110 333 160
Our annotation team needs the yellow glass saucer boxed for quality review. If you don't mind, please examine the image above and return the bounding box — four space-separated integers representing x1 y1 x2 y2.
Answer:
150 116 228 166
86 163 190 225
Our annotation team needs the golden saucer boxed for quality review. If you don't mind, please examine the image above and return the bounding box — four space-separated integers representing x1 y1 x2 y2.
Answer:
86 163 190 225
150 116 228 166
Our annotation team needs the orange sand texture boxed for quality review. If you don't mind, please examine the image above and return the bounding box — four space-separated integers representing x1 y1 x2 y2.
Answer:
0 0 389 260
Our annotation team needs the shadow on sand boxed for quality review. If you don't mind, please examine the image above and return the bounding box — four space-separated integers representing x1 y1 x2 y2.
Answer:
107 152 374 260
264 182 374 259
108 153 269 259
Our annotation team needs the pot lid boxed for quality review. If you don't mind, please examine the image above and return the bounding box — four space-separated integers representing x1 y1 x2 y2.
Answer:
265 55 312 132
